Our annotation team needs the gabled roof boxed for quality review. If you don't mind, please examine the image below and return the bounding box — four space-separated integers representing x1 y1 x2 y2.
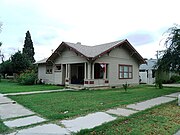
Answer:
35 58 48 64
40 39 145 64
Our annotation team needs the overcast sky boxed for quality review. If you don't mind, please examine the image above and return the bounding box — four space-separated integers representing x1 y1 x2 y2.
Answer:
0 0 180 62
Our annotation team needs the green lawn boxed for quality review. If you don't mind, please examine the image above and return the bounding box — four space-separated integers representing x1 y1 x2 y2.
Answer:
77 101 180 135
0 119 9 134
0 79 63 94
9 86 180 121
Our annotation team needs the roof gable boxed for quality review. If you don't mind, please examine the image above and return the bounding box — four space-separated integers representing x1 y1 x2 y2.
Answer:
45 39 146 64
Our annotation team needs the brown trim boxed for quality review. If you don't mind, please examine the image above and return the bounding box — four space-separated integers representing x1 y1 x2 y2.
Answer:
89 81 94 84
105 80 109 83
118 64 133 79
84 81 88 84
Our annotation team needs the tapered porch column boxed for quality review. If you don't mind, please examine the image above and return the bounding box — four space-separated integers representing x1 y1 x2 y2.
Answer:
84 62 87 79
92 63 94 79
65 64 70 84
87 62 91 79
104 64 107 79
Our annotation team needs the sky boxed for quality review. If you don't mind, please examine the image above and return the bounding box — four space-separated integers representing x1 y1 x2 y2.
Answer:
0 0 180 62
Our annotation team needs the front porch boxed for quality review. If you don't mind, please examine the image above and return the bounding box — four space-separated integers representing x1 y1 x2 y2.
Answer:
65 62 109 88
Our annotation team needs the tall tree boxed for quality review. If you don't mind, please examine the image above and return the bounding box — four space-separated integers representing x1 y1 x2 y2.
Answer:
22 30 35 63
156 24 180 74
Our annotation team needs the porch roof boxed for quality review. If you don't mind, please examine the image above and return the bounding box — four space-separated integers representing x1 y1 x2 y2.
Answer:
42 39 146 64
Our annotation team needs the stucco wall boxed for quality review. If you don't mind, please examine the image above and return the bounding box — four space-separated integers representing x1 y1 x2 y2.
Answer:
38 64 46 81
94 47 140 86
38 64 54 84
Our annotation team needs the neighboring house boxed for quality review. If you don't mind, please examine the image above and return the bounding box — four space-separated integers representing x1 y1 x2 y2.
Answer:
36 39 145 88
139 59 157 84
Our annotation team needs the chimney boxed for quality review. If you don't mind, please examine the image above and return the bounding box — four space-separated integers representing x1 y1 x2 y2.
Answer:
76 42 81 45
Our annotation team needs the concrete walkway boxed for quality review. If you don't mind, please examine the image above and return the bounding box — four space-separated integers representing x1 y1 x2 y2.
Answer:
3 88 75 96
0 91 179 135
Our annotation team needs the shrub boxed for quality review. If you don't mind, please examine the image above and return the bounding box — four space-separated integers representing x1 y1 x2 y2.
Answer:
18 70 37 85
170 75 180 83
123 82 129 92
155 79 163 89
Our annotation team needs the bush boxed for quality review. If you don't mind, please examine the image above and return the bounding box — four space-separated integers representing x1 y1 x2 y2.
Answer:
18 70 37 85
170 75 180 83
155 79 163 89
123 82 129 92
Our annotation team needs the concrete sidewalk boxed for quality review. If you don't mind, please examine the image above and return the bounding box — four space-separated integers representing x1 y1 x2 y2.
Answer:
3 88 75 96
1 91 179 135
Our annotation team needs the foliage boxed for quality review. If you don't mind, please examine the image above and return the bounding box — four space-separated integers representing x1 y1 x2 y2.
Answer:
170 75 180 83
9 86 180 120
18 70 37 85
155 79 163 89
155 70 163 89
0 60 13 78
156 24 180 74
11 51 31 74
0 79 63 93
22 30 35 63
77 101 180 135
122 82 129 92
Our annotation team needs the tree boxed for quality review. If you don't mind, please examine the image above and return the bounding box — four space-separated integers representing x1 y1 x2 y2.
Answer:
0 60 13 78
156 24 180 74
22 30 35 63
11 51 31 74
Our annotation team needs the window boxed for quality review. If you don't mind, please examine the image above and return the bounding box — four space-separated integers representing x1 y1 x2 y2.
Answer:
119 65 133 79
46 65 53 74
94 63 108 79
55 64 61 71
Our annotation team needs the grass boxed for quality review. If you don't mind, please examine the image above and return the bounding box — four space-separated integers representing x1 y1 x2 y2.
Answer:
0 79 63 94
0 119 9 134
77 101 180 135
9 86 180 121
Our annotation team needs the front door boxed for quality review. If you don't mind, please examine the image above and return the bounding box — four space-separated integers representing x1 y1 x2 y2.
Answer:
78 65 84 84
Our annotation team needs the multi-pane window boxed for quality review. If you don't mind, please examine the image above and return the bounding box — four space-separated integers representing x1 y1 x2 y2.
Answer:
46 65 53 74
119 65 133 79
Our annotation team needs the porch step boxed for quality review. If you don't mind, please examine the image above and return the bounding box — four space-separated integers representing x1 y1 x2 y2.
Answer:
66 85 85 90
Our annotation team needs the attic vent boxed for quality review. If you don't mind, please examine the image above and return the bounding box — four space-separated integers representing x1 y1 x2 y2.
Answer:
76 42 81 45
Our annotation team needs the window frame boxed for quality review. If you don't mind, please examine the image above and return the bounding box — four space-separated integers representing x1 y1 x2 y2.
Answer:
46 65 53 74
119 64 133 79
54 64 62 72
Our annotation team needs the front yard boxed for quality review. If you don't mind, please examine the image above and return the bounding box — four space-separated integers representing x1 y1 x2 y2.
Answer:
8 86 180 121
77 100 180 135
0 81 180 134
0 79 63 94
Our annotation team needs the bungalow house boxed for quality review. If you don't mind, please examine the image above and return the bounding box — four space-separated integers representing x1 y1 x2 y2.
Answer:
36 39 145 88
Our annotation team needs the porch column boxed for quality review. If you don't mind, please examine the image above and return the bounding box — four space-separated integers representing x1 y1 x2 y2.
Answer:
92 63 94 79
66 64 68 78
104 64 107 79
68 64 70 79
87 62 91 79
84 62 87 79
